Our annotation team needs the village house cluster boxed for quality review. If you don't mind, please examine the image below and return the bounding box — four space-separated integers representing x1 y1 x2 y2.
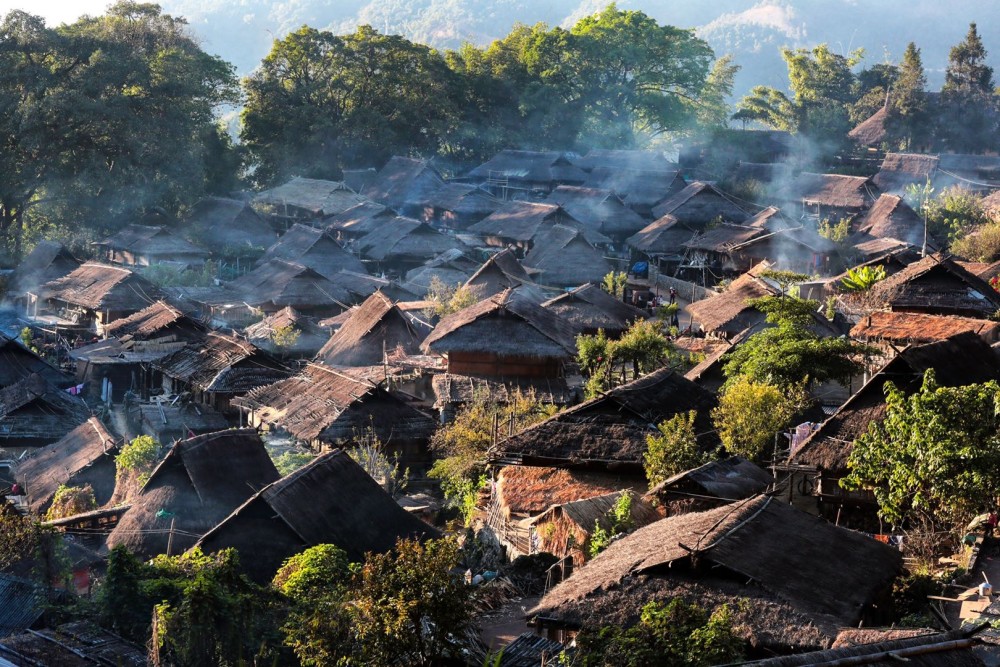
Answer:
3 139 1000 664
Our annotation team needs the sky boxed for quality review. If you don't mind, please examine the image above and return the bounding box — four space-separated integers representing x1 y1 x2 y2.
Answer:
0 1 110 24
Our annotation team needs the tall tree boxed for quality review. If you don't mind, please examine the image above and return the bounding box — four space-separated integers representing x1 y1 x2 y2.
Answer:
937 24 998 152
884 42 929 149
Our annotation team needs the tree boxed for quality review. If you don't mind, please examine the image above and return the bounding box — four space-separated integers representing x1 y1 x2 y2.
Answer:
587 492 634 558
577 320 677 397
270 324 301 355
842 371 1000 529
45 484 97 521
695 54 741 131
840 265 887 292
952 222 1000 262
348 427 408 499
0 501 38 570
351 537 469 666
601 271 627 299
713 377 807 462
937 24 998 152
116 434 161 485
644 410 710 488
884 42 929 149
425 276 479 317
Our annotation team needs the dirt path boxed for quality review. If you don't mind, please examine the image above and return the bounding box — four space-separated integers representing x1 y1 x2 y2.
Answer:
478 595 539 652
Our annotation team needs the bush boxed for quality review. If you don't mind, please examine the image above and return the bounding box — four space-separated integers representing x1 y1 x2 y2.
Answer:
115 435 160 485
45 484 97 521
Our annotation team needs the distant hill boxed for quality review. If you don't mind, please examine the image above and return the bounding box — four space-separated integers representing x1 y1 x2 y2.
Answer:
163 0 999 99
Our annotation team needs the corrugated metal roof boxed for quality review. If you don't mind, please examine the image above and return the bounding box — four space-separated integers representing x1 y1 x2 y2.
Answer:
0 574 43 638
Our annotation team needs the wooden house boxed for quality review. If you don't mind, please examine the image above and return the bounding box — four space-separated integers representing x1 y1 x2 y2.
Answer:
15 417 120 516
625 214 697 272
650 182 749 225
125 400 229 444
106 428 280 560
687 270 780 338
35 263 166 331
467 150 587 196
469 201 608 252
234 363 436 467
253 177 366 226
182 197 277 259
0 332 72 390
243 306 328 359
363 156 445 216
255 223 366 280
530 496 902 651
544 186 648 242
152 332 290 413
316 291 430 367
872 153 939 195
540 283 647 337
583 167 687 218
93 225 209 268
227 259 353 317
847 105 890 148
463 249 533 299
851 193 927 248
522 225 613 289
9 241 81 304
421 182 501 229
850 311 1000 346
678 224 769 280
785 173 878 219
0 374 91 455
647 456 773 513
576 149 676 173
355 217 468 276
194 450 439 582
102 299 205 342
324 201 397 242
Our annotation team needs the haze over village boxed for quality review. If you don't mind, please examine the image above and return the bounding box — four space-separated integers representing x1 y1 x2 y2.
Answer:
4 1 1000 665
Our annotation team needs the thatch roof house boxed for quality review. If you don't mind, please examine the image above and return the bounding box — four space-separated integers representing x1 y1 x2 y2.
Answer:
37 263 166 330
0 374 91 454
243 306 329 358
852 193 927 247
469 201 608 250
9 241 81 301
463 249 533 299
253 177 366 223
850 310 1000 345
625 214 696 265
848 105 889 147
544 186 648 241
401 249 478 297
785 172 879 218
152 332 290 412
93 224 209 268
182 197 277 256
195 450 440 581
316 291 429 367
467 150 587 194
686 270 780 337
583 167 687 217
255 223 366 280
851 253 1000 318
530 496 902 650
421 182 501 229
873 153 939 195
522 225 613 289
106 429 280 559
576 149 676 173
0 333 72 389
491 366 718 473
0 574 44 639
125 401 228 445
324 201 397 240
540 283 647 337
723 225 842 277
430 374 577 423
650 182 749 224
235 363 436 461
102 299 205 342
355 217 467 273
227 259 353 316
15 417 120 515
363 156 445 214
526 490 661 566
647 456 773 509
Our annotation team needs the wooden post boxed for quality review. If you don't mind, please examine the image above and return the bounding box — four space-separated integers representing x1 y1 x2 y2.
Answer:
166 517 176 556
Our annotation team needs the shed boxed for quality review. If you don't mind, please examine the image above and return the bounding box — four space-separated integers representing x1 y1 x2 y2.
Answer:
106 428 280 559
194 450 440 582
255 223 366 280
686 270 780 337
786 173 879 217
463 249 533 299
355 217 468 273
466 150 587 194
540 283 647 337
576 149 676 173
852 193 927 247
873 153 939 195
469 201 608 250
227 259 353 316
0 374 91 454
421 182 501 229
316 291 429 367
625 214 696 263
102 299 205 343
253 177 366 223
430 374 577 423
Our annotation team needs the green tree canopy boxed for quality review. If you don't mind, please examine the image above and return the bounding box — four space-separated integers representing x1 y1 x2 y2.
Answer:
937 24 998 152
713 377 807 462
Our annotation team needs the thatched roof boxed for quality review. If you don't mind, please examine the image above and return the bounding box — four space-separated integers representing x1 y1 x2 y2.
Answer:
651 182 749 224
850 311 1000 344
649 456 772 501
342 168 375 193
235 363 436 444
744 628 985 666
324 201 397 237
94 225 209 258
469 201 607 245
491 366 718 468
523 225 613 288
494 466 646 517
531 496 902 645
256 223 366 279
102 300 205 341
0 621 147 667
682 224 767 253
228 259 354 310
422 289 577 359
430 373 578 409
463 249 532 298
466 150 587 186
316 291 430 366
544 186 648 238
528 490 660 534
848 105 889 146
873 153 940 194
576 149 676 173
686 271 779 335
183 196 277 251
40 263 165 312
852 194 926 246
243 306 329 357
356 216 467 263
195 450 440 581
540 283 648 336
106 428 280 559
0 374 91 445
727 162 792 186
10 241 81 298
333 268 417 302
401 265 472 297
0 574 44 638
127 401 229 442
584 167 687 212
495 633 564 667
254 177 366 217
423 182 501 221
153 332 290 394
16 417 120 514
363 156 445 210
625 214 696 256
855 253 1000 318
789 173 878 210
0 333 72 389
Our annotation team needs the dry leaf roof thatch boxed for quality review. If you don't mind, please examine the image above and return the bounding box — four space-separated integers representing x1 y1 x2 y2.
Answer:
102 300 203 341
522 225 613 288
650 456 773 501
463 249 532 298
105 428 279 559
686 272 778 335
852 194 926 246
423 182 501 221
494 466 647 517
94 225 209 259
790 172 877 209
850 311 1000 344
363 156 445 210
356 217 467 262
873 153 940 194
195 450 440 581
430 373 578 410
848 105 890 146
470 201 567 243
255 223 366 279
315 291 429 366
243 306 329 357
10 240 81 298
682 224 766 253
528 489 660 533
0 333 72 389
183 196 277 251
254 177 366 217
544 185 648 238
152 331 289 394
40 263 165 313
228 258 354 310
650 181 749 223
540 283 648 336
0 374 91 445
466 150 588 186
324 201 396 236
